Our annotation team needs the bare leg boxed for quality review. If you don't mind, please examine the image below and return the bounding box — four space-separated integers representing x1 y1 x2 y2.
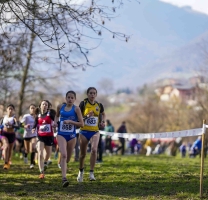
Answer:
2 137 9 163
24 140 30 155
57 135 67 178
66 138 76 163
8 143 14 163
79 134 88 169
36 141 45 172
90 132 100 171
44 145 52 162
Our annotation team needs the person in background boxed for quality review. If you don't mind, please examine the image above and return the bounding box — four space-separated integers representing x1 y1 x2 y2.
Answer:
97 114 105 163
179 142 187 158
136 140 142 154
20 104 37 169
189 136 202 158
104 120 114 155
144 139 153 156
116 121 127 155
131 138 138 154
0 104 19 169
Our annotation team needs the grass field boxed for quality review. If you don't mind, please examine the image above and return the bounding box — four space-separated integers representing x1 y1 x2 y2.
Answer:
0 154 208 200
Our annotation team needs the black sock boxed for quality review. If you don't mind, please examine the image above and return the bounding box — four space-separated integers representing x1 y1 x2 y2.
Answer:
79 168 84 172
90 170 94 173
31 152 35 164
24 153 28 158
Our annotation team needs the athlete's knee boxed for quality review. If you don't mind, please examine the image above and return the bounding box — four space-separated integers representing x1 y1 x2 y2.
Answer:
80 153 86 159
3 143 9 150
61 153 67 159
91 148 97 155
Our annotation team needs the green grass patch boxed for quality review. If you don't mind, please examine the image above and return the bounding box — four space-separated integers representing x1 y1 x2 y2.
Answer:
0 154 208 199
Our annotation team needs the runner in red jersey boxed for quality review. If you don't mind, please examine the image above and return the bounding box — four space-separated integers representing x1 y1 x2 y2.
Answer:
32 100 56 179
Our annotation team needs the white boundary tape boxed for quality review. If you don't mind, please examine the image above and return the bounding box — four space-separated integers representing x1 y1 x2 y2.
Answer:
75 127 204 140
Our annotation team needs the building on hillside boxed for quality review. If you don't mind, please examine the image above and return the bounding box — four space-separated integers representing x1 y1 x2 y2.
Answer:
107 92 138 105
155 83 196 104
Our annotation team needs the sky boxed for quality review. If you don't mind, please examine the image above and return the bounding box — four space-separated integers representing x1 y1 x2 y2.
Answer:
160 0 208 15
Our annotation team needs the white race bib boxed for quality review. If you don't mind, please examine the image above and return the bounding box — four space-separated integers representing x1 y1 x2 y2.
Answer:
39 124 51 133
85 117 98 127
60 121 74 133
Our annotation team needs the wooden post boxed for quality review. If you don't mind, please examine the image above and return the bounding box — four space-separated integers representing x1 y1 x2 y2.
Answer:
200 119 206 198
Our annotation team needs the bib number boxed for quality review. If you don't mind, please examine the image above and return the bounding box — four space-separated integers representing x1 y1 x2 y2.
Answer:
60 121 74 132
85 117 98 127
39 124 51 133
27 124 33 131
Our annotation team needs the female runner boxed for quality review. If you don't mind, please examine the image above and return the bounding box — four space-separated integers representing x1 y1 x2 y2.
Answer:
54 91 83 187
32 100 55 179
77 87 105 182
21 104 37 169
0 104 19 169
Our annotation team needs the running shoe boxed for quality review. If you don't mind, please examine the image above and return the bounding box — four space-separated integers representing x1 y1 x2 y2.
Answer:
77 170 84 182
47 160 52 165
24 157 28 164
39 173 45 179
58 164 61 169
54 152 58 160
44 163 48 171
3 164 10 169
30 164 34 169
62 178 69 187
89 172 96 181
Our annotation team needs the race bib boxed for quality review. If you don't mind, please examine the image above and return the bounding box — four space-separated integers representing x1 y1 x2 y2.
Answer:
39 124 51 133
85 117 98 127
27 124 33 131
60 121 74 133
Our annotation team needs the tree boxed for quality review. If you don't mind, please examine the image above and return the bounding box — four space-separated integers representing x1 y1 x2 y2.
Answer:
98 77 114 95
0 0 132 68
0 27 77 117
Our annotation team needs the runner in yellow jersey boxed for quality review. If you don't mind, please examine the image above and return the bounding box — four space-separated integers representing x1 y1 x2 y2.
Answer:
77 87 106 182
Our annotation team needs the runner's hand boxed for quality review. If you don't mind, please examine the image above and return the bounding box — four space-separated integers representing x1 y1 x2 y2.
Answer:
63 120 72 124
53 122 58 128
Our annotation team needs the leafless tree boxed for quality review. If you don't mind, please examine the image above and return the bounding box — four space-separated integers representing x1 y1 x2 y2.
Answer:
0 0 133 68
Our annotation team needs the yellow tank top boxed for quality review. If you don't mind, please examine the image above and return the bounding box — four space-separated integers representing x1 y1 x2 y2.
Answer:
80 101 100 131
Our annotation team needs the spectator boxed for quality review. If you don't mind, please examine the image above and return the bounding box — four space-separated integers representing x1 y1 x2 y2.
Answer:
144 139 153 156
179 142 187 158
136 140 142 154
189 136 202 158
131 138 137 154
104 120 114 155
116 121 127 155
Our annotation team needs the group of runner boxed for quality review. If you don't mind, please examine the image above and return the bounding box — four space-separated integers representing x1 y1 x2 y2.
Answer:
0 87 106 187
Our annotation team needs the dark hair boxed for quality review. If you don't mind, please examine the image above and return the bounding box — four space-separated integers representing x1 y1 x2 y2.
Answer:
35 100 50 115
7 104 15 110
66 91 76 98
106 119 111 125
38 100 50 108
29 104 36 108
87 87 97 94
